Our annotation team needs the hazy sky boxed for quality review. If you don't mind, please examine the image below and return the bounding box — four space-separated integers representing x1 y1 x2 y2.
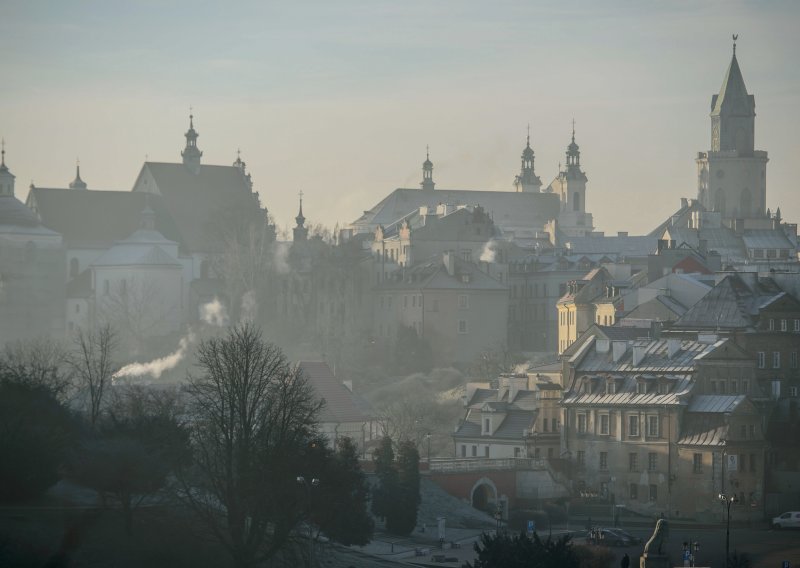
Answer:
1 1 798 235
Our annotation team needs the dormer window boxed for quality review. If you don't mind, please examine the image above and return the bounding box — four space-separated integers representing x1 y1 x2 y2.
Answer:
606 380 616 395
483 418 491 435
637 381 647 395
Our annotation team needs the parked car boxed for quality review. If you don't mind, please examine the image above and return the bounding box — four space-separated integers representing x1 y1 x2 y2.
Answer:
772 511 800 529
608 528 642 544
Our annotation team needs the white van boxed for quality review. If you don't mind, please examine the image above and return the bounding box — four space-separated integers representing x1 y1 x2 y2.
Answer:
772 511 800 529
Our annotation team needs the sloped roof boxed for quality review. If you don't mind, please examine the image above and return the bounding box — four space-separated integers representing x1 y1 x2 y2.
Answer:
687 395 745 413
351 188 560 233
677 414 728 446
564 235 658 257
27 188 184 249
0 195 44 228
742 230 794 250
712 54 752 116
298 362 372 424
135 162 261 253
562 375 694 408
379 256 506 292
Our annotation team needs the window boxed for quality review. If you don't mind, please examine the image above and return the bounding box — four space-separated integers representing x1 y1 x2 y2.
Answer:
458 294 469 309
628 415 639 437
577 451 585 467
461 445 466 457
647 415 659 438
404 296 408 308
103 280 110 296
514 447 520 458
471 445 477 457
484 446 490 458
412 296 416 308
534 447 541 458
600 452 608 470
741 380 750 394
648 452 657 472
795 319 800 332
740 424 747 439
577 414 587 434
649 484 658 502
791 351 798 369
750 453 757 472
458 320 468 334
600 414 610 435
75 303 80 314
629 483 638 500
791 386 799 398
547 447 554 458
552 418 558 432
484 418 490 434
629 453 638 472
773 351 781 369
693 453 703 473
749 424 755 439
462 250 472 262
730 379 737 394
782 319 788 332
758 352 766 369
769 318 775 331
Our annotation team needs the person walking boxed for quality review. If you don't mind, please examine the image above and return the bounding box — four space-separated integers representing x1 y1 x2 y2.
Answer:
620 552 630 568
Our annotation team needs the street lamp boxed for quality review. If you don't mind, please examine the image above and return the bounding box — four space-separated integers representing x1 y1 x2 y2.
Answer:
297 476 320 567
719 492 738 565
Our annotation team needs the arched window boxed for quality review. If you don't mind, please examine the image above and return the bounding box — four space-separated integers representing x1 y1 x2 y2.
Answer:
714 189 726 213
573 192 581 212
740 188 752 218
69 258 79 278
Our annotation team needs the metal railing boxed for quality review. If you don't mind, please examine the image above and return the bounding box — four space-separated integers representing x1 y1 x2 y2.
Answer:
428 457 547 474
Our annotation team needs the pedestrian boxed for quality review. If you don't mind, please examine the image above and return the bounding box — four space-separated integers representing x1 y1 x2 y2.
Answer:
621 552 630 568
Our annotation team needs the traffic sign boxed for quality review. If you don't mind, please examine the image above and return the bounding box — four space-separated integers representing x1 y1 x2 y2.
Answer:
527 520 535 534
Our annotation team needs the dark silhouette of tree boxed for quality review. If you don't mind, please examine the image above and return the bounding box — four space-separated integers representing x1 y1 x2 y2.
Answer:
0 337 73 402
464 532 578 568
0 379 77 502
68 324 119 427
178 323 322 568
371 436 397 521
388 440 421 535
67 386 189 535
314 437 373 546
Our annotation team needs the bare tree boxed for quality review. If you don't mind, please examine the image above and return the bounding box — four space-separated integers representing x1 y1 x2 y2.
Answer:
179 323 322 568
99 276 176 356
69 324 119 427
0 337 73 402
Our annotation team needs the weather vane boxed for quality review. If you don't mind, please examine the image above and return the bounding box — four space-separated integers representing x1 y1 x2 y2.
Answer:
732 34 738 56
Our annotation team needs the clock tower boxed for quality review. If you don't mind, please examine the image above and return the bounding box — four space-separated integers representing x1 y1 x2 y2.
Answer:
696 36 768 220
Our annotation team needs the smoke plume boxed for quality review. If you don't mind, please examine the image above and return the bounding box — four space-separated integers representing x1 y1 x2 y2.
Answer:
240 290 258 323
272 241 291 275
200 297 229 326
113 332 195 380
479 240 497 263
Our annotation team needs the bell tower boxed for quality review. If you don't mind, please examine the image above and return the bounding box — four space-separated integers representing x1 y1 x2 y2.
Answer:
181 110 203 173
697 36 768 220
514 125 542 192
420 146 435 191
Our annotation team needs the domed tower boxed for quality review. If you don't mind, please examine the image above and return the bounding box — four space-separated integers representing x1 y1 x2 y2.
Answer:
561 121 588 214
181 111 203 173
514 125 542 192
696 36 767 220
420 146 435 191
68 160 88 190
0 139 15 198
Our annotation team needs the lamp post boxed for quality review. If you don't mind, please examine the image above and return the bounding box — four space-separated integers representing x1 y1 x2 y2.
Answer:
297 476 320 567
718 492 737 566
425 432 432 464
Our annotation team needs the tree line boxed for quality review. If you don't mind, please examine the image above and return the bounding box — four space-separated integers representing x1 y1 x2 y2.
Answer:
0 323 425 568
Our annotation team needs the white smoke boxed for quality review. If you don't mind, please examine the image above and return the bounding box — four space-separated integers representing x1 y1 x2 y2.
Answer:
200 297 229 326
272 241 291 274
240 290 258 323
479 240 497 263
113 332 195 380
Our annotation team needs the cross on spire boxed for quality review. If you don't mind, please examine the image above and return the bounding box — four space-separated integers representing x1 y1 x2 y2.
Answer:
571 118 576 142
527 123 531 146
1 138 5 166
732 33 738 56
189 105 194 127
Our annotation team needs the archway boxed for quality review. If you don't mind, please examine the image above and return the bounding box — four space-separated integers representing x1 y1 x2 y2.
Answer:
470 477 498 512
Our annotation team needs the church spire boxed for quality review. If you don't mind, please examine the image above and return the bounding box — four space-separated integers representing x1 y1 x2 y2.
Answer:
710 34 754 153
0 138 16 197
566 119 581 170
69 159 88 190
293 191 308 241
181 108 203 173
515 124 541 192
420 146 435 191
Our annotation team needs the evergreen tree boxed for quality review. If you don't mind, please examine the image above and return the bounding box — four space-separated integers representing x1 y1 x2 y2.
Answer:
315 437 374 546
464 532 578 568
371 436 396 520
388 440 421 535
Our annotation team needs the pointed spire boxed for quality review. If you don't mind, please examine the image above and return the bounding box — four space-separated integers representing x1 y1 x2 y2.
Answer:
0 138 5 168
732 33 738 57
182 108 203 172
516 125 540 192
293 190 308 242
69 158 87 190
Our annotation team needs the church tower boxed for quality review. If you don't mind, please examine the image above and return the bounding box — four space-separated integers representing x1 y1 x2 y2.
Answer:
293 192 308 242
420 147 435 191
696 36 768 220
68 160 88 190
181 112 203 173
547 122 593 238
0 139 15 197
514 126 542 193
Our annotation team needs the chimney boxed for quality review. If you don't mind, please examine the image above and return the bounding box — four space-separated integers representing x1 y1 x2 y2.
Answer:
612 341 627 362
680 197 688 209
443 250 455 276
667 339 681 359
617 231 628 237
657 239 666 253
632 344 647 366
